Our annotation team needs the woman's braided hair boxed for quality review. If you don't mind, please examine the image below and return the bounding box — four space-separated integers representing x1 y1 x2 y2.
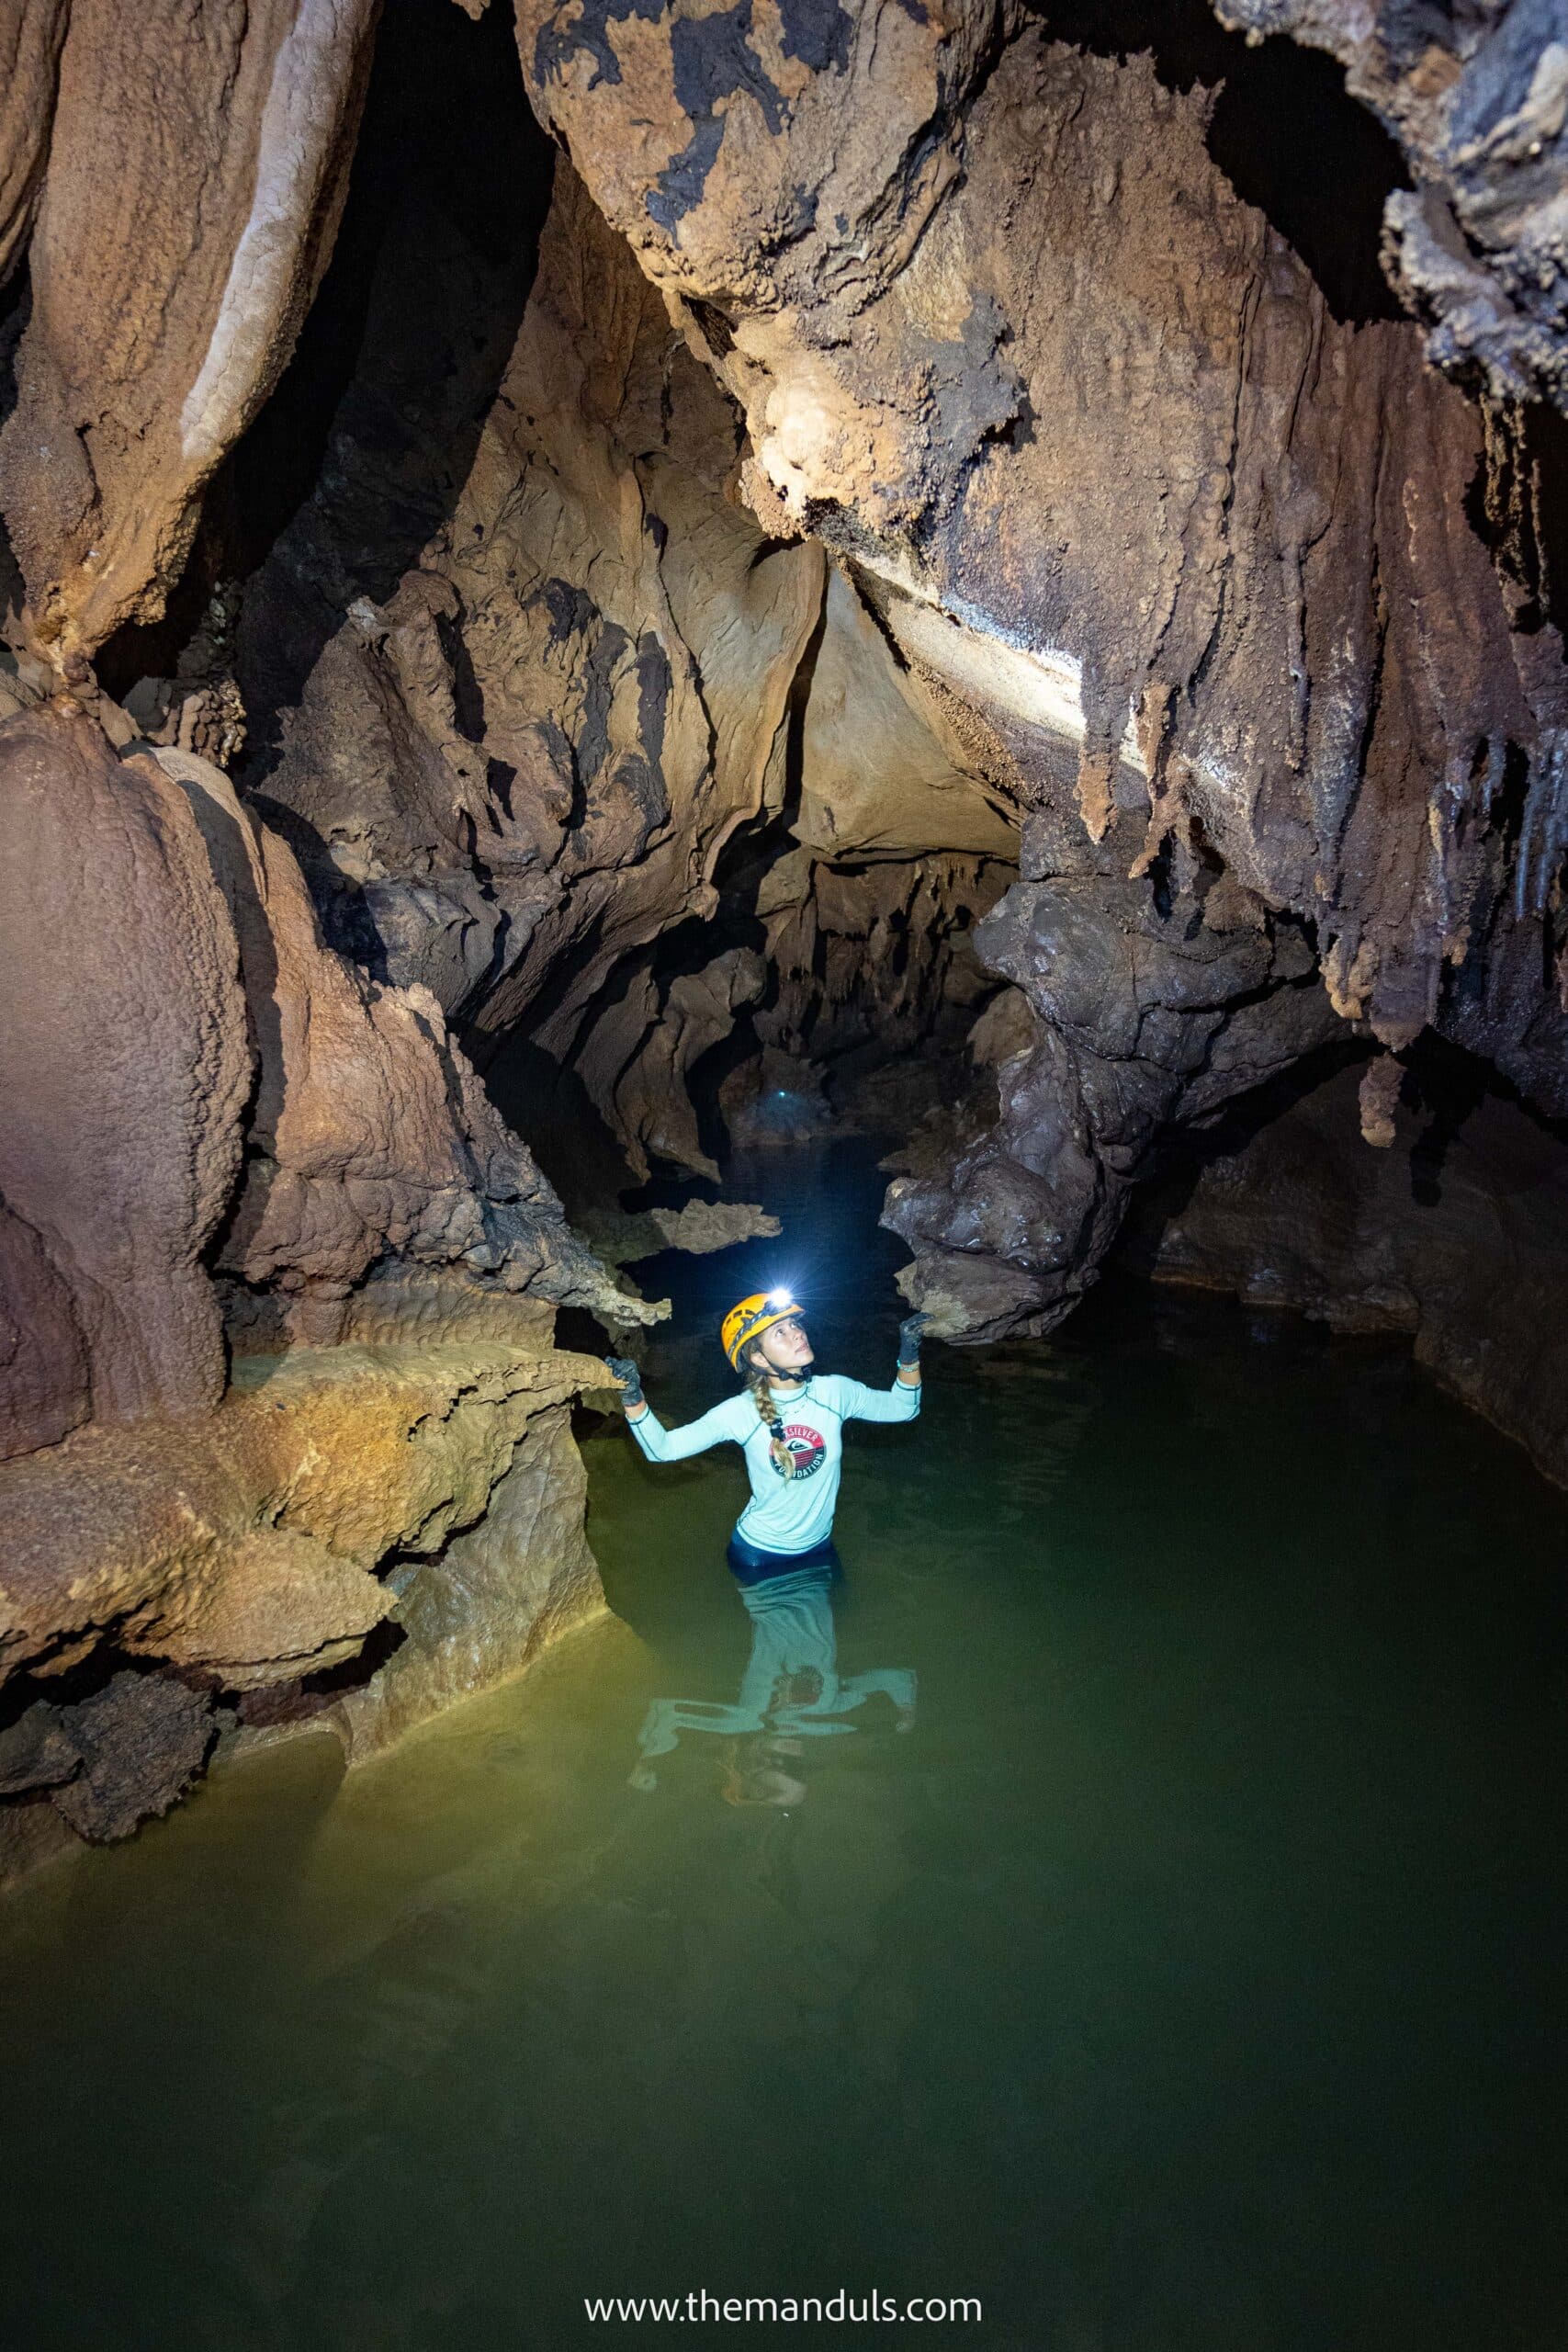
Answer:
743 1357 798 1479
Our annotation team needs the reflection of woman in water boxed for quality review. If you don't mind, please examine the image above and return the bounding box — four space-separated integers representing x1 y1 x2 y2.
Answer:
629 1567 918 1802
609 1289 925 1804
605 1287 926 1586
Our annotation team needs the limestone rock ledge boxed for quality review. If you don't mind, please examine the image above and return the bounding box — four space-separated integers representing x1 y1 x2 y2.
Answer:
0 1322 615 1888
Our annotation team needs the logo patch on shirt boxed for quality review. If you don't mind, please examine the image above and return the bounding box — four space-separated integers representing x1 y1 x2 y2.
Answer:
773 1421 827 1479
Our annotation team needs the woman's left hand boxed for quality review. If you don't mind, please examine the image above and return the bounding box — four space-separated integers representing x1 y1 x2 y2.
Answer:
897 1311 930 1366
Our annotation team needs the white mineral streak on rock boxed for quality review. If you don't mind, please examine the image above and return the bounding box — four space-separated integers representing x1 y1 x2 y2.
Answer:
853 548 1151 778
180 0 365 467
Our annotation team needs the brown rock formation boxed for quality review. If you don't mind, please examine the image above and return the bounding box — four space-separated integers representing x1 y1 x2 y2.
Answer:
0 1329 605 1691
155 744 629 1336
5 0 1568 1875
243 159 824 1041
0 0 378 665
237 128 1014 1174
14 1673 217 1845
580 1197 783 1269
0 710 251 1428
0 0 68 291
0 704 653 1870
327 1389 604 1760
886 849 1342 1335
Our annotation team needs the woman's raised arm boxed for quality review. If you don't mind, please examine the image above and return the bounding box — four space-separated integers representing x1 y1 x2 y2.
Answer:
606 1360 743 1463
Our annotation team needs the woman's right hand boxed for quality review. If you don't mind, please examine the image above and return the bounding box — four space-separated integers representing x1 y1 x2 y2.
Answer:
605 1356 645 1409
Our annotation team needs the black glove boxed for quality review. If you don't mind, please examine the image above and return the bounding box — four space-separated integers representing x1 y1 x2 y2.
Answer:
605 1356 644 1408
897 1312 930 1367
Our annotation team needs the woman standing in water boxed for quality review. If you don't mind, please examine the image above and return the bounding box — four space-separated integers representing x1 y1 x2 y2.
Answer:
605 1288 926 1585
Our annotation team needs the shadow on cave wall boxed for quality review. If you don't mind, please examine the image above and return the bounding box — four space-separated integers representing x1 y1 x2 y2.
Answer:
0 267 28 639
96 0 555 750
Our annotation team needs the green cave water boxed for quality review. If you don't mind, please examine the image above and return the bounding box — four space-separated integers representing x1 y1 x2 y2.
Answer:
3 1142 1566 2352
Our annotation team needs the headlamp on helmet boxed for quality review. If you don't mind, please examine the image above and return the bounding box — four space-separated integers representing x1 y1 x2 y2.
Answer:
720 1288 803 1371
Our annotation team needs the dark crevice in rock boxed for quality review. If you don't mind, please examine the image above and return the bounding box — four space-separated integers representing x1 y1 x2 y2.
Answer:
1122 1031 1568 1489
1121 1031 1373 1257
1464 397 1568 635
233 0 552 783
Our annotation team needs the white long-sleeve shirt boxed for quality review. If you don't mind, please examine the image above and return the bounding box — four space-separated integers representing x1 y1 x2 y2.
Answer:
628 1372 920 1555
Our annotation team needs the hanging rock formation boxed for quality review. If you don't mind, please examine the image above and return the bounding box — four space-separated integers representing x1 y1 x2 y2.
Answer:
0 0 379 667
513 0 1568 1329
242 158 824 1043
236 123 1016 1173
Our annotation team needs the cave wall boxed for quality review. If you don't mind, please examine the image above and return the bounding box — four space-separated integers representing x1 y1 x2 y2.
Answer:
244 155 824 1040
0 4 674 1879
0 0 1021 1877
1213 0 1568 417
0 0 381 666
236 140 1019 1175
1125 1051 1568 1493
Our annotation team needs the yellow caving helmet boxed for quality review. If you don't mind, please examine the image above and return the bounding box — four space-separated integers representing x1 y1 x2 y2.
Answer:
721 1288 801 1372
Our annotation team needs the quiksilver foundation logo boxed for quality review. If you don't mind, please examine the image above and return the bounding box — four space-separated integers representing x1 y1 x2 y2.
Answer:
773 1421 827 1478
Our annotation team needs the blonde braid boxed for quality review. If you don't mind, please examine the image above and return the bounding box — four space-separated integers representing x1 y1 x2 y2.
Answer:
745 1363 796 1478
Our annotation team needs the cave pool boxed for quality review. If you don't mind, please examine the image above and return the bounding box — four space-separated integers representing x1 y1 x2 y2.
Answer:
3 1143 1565 2351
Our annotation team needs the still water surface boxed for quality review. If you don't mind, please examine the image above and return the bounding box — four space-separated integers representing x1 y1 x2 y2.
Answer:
3 1146 1566 2350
